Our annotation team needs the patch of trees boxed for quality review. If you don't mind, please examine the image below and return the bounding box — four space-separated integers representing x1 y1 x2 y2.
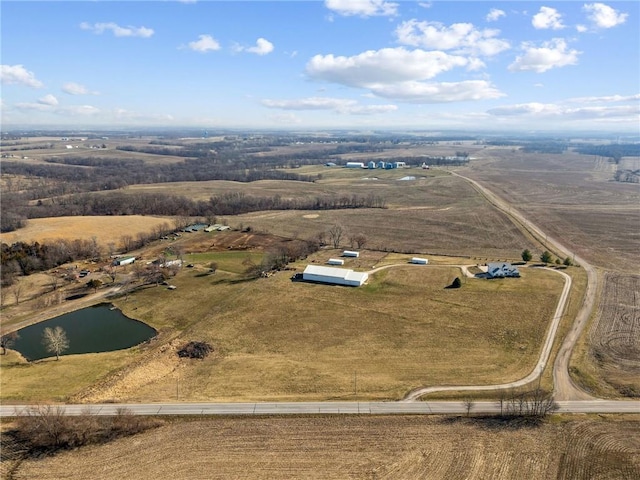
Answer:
44 156 144 168
1 238 102 282
177 341 213 359
5 405 162 459
614 169 640 183
575 144 640 163
245 238 321 278
497 388 559 418
8 190 386 225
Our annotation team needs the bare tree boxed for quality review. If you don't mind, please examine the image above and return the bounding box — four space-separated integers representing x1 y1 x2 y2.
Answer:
328 224 344 249
351 233 368 249
46 273 60 292
463 397 475 417
11 282 24 305
105 264 118 283
42 326 70 360
1 332 19 355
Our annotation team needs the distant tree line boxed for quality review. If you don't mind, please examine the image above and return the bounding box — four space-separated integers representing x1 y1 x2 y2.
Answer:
574 144 640 164
5 190 386 227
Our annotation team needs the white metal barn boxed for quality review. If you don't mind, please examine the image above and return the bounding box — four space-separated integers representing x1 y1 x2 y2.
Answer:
345 162 365 168
113 256 135 266
411 257 429 265
303 265 368 287
327 258 345 265
342 250 360 258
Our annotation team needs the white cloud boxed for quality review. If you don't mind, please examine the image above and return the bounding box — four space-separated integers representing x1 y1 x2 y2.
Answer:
62 82 99 95
307 48 470 87
237 38 274 56
188 34 221 53
1 64 44 88
583 3 628 29
508 39 580 73
486 8 506 22
395 20 510 57
305 47 504 103
61 105 101 116
367 80 504 103
324 0 398 17
566 93 640 103
532 6 565 30
38 94 59 106
576 24 588 33
261 97 397 115
80 22 154 38
487 93 640 127
114 109 174 122
488 102 639 121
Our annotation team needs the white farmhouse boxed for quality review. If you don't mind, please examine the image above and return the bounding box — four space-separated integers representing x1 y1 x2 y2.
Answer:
486 262 520 278
303 265 368 287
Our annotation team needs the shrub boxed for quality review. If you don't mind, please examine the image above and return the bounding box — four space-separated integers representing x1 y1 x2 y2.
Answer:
178 341 213 359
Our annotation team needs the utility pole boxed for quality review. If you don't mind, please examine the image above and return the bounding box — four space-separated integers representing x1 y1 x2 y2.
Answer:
353 371 357 397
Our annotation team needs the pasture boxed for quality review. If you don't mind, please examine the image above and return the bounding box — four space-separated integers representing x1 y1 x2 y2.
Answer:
68 261 564 403
0 215 173 247
7 415 639 480
124 172 537 261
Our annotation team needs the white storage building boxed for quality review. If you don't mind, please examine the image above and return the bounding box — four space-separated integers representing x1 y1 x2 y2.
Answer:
411 257 429 265
342 250 360 258
113 256 135 266
345 162 365 168
303 265 368 287
327 258 345 265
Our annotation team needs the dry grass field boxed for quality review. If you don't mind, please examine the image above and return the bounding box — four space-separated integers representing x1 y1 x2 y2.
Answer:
0 215 173 247
61 260 564 404
6 416 639 480
461 149 640 272
124 172 537 261
0 136 192 165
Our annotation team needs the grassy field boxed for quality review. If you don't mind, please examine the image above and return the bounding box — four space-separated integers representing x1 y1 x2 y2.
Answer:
0 215 173 247
0 349 136 402
56 258 566 403
6 415 639 479
121 172 538 261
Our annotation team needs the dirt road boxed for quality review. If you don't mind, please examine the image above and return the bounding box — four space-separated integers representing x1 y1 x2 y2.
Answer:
451 171 596 401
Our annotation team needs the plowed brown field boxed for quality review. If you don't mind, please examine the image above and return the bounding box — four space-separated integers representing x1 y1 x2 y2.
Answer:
9 416 640 480
589 273 640 396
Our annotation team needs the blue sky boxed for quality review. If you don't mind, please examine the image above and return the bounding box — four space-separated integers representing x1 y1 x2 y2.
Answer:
1 1 638 131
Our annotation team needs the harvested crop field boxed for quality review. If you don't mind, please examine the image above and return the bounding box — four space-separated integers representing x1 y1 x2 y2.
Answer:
589 273 640 397
461 150 640 272
8 416 640 480
0 215 173 247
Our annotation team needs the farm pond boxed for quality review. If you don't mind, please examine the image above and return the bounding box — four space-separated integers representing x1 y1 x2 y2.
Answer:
12 304 156 361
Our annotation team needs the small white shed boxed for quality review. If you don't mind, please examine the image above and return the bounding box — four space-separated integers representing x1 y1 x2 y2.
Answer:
327 258 345 265
342 250 360 258
411 257 429 265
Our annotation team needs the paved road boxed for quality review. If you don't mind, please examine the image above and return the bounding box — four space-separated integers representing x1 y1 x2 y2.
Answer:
451 171 596 401
1 400 636 417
